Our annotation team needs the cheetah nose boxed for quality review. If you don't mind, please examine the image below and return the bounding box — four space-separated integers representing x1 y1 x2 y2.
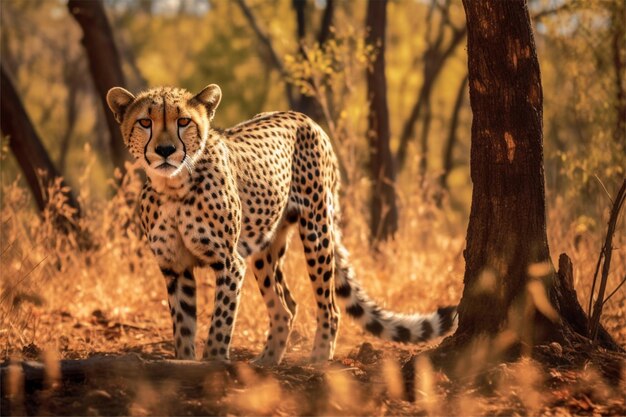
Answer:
155 145 176 158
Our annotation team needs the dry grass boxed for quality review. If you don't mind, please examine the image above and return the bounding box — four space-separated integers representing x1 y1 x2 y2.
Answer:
1 166 625 416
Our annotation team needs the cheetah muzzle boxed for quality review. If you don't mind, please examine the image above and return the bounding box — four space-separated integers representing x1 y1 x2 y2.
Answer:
106 84 458 365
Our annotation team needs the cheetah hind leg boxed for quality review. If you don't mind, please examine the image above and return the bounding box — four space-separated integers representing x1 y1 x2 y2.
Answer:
298 215 340 363
250 227 297 366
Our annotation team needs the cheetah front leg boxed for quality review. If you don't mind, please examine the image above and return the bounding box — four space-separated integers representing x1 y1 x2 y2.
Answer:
141 189 199 360
160 266 198 359
202 252 246 362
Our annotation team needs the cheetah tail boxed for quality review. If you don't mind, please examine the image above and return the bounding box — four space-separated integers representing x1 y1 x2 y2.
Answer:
332 229 458 343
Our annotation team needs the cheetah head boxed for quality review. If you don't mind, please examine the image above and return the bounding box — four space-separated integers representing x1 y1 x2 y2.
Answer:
106 85 221 179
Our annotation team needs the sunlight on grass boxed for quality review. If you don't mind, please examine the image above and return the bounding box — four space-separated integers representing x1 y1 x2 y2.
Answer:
0 162 624 415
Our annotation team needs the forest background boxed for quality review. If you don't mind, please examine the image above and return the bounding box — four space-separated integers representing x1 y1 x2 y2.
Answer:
0 0 625 415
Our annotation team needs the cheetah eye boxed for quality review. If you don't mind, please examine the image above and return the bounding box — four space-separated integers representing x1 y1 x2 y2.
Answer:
178 118 191 127
138 119 152 128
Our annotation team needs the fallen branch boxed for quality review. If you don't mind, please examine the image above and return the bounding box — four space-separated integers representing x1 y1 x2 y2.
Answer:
0 354 236 390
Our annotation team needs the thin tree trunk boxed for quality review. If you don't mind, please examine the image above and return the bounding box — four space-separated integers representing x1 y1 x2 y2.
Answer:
365 0 398 243
291 0 323 120
417 98 432 178
1 66 82 229
611 0 626 144
67 0 129 172
440 74 468 191
235 0 296 109
58 56 82 174
317 0 334 45
396 26 466 171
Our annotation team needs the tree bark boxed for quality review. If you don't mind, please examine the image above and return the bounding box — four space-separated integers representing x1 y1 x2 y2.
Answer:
67 0 129 172
444 0 622 353
1 66 82 229
456 0 550 336
365 0 398 243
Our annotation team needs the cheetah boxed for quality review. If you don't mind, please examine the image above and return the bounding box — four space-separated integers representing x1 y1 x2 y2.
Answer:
106 84 457 365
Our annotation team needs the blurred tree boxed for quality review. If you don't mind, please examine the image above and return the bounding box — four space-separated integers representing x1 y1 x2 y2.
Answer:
365 0 398 242
235 0 297 109
395 0 466 173
609 0 625 144
292 0 334 119
1 66 83 231
236 0 336 119
439 74 468 193
58 46 88 174
68 0 129 172
449 0 620 351
187 1 273 125
235 0 348 182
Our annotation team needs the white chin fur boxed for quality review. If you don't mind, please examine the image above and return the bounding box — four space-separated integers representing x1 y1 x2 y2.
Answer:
146 162 178 178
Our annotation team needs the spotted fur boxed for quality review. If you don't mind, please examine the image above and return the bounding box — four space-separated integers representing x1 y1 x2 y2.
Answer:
106 84 457 365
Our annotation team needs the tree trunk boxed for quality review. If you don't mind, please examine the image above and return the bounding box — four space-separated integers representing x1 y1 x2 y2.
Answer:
455 0 552 337
0 66 82 230
365 0 398 243
67 0 129 172
445 0 622 353
397 5 623 395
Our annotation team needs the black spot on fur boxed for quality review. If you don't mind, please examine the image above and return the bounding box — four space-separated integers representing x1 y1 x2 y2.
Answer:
211 262 224 271
393 326 411 343
419 320 433 341
437 306 456 334
161 268 176 277
346 303 364 318
335 284 351 298
180 300 196 317
365 320 384 336
167 279 177 295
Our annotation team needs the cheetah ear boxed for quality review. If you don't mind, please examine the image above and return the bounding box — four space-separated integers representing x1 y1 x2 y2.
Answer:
106 87 135 124
193 84 221 121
